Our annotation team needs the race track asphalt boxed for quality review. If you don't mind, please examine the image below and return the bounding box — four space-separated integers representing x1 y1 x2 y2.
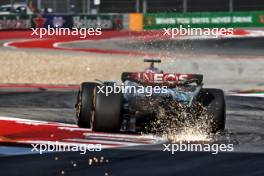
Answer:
0 90 263 176
0 148 263 176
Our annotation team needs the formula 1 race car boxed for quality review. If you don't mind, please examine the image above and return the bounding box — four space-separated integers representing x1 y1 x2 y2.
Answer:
75 59 226 133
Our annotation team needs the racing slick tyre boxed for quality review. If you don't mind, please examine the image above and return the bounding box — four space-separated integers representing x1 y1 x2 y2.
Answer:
198 88 226 133
92 86 123 132
76 82 99 128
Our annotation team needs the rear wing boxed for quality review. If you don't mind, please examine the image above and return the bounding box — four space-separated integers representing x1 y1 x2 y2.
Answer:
122 72 203 86
144 59 161 63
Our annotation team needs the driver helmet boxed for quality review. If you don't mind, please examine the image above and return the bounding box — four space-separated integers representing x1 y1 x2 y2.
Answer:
144 62 162 73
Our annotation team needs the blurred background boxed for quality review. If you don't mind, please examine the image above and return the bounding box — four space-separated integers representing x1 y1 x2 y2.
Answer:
0 0 264 88
1 0 264 14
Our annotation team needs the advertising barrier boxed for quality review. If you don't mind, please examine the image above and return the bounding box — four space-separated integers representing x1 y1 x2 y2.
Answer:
72 14 123 30
1 11 264 31
0 15 32 30
0 14 123 30
144 11 264 29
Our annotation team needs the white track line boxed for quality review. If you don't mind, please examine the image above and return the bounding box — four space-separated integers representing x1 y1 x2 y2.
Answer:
228 93 264 98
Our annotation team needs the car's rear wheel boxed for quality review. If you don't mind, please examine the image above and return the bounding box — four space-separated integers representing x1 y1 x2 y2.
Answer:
92 86 123 132
198 88 226 133
76 82 99 128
